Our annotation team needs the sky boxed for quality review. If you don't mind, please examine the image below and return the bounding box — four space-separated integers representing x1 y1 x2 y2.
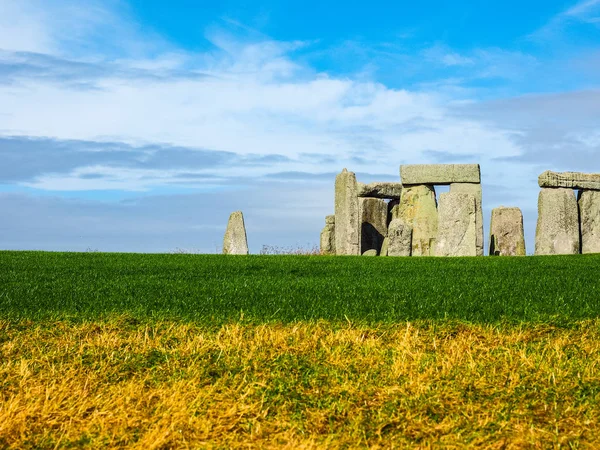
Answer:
0 0 599 254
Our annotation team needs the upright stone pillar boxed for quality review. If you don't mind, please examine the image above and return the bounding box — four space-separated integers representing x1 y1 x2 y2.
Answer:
223 211 249 255
397 185 438 256
387 218 412 256
359 198 388 255
435 193 477 257
334 169 360 255
578 190 600 254
320 215 336 255
489 207 526 256
535 188 579 255
450 183 484 256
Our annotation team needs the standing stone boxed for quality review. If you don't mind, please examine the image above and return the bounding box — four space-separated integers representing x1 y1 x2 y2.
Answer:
578 190 600 254
387 199 400 222
362 249 378 256
223 211 249 255
380 237 389 256
335 169 360 255
435 193 477 257
387 218 412 256
320 215 336 255
489 207 526 256
359 198 388 255
450 183 484 256
397 185 438 256
535 188 579 255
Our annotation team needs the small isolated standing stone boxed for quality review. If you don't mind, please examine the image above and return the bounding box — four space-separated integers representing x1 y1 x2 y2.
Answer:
435 193 477 257
359 197 388 255
578 190 600 254
335 169 360 255
489 207 526 256
535 188 580 255
223 211 249 255
362 249 378 256
397 184 438 256
320 215 336 255
387 218 412 256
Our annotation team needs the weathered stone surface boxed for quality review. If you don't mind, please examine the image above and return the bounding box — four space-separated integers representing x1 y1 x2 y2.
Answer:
435 193 477 257
578 190 600 254
535 188 580 255
387 199 400 224
401 164 480 185
539 171 600 190
223 211 249 255
362 249 378 256
359 198 388 255
397 185 438 256
387 218 412 256
489 207 526 256
380 237 389 256
357 182 403 199
320 216 336 256
450 183 484 256
334 169 360 255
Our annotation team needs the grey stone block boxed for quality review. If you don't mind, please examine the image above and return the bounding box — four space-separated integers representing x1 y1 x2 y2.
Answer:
334 169 360 255
400 164 480 185
397 184 438 256
535 188 580 255
359 198 388 255
489 207 526 256
451 183 484 256
579 190 600 254
387 218 412 257
357 182 403 199
435 193 477 257
539 171 600 190
223 211 249 255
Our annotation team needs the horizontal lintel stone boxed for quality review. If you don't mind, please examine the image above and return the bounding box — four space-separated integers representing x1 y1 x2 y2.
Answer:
357 182 403 199
538 171 600 190
400 164 481 185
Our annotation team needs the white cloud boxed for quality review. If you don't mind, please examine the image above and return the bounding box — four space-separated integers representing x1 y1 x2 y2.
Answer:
529 0 600 42
0 8 525 191
565 0 600 18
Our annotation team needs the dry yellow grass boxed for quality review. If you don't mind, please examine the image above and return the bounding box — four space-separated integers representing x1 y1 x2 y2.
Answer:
1 318 599 449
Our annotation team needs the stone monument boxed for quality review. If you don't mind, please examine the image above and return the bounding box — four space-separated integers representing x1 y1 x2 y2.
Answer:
434 192 477 257
223 211 249 255
320 215 336 255
489 207 526 256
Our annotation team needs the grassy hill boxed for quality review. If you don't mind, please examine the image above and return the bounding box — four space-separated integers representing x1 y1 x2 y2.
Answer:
1 251 599 324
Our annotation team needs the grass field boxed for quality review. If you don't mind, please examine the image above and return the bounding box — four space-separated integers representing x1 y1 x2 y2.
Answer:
1 251 600 448
1 251 599 323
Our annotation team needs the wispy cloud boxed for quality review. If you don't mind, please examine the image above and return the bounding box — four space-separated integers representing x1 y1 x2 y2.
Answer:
565 0 600 19
529 0 600 42
0 5 526 192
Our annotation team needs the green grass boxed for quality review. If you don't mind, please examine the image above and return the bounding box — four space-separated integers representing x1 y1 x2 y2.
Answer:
1 251 599 324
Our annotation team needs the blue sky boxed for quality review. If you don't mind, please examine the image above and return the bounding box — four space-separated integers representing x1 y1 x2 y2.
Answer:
0 0 599 253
